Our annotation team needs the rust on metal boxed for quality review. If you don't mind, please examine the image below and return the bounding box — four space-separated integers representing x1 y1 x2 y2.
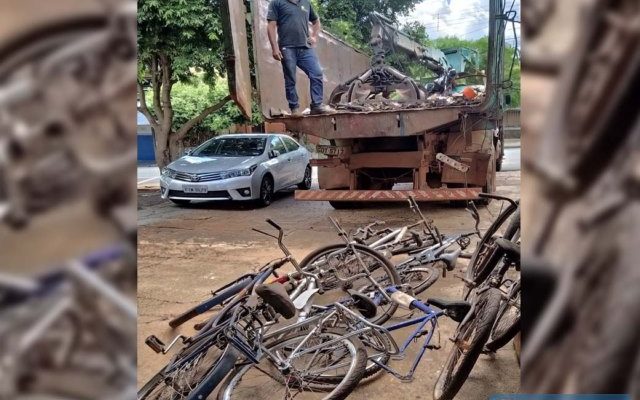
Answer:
295 188 481 202
276 107 463 139
221 0 252 119
349 151 423 170
310 158 342 168
251 0 370 119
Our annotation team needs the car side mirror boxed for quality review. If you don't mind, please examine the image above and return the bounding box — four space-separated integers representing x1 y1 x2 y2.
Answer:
185 149 193 156
269 150 280 159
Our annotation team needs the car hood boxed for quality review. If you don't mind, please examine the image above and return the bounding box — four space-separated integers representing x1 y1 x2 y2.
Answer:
168 155 263 173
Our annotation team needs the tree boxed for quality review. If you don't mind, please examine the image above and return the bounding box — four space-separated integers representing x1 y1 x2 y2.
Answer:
312 0 423 48
137 0 231 169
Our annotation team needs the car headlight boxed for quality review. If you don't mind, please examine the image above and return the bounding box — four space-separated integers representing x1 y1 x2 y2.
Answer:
161 168 177 179
222 165 258 179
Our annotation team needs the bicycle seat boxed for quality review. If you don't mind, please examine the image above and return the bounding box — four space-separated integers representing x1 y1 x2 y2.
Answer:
440 248 462 271
494 238 520 260
255 283 296 320
426 298 471 323
348 290 377 319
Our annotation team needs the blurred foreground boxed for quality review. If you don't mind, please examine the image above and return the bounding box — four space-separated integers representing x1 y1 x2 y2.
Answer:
521 0 640 395
0 0 137 398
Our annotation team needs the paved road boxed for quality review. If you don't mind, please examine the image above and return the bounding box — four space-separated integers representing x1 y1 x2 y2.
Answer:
137 167 521 397
138 146 521 188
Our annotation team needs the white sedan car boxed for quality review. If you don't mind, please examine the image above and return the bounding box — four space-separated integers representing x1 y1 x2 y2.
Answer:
160 134 312 206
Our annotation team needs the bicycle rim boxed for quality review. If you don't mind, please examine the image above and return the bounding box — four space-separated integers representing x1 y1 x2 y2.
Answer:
217 330 366 400
486 283 521 351
299 244 400 324
400 265 439 295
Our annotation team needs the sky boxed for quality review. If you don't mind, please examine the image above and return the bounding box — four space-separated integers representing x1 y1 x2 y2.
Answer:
400 0 520 46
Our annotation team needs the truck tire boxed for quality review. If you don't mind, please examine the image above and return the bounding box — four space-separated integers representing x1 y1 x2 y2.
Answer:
495 139 504 172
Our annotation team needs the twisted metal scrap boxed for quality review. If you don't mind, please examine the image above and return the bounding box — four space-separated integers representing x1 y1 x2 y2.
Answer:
0 0 137 231
522 0 640 395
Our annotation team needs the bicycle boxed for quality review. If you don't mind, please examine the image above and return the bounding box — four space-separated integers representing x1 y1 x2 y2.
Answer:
350 196 480 295
139 245 370 400
168 219 401 330
216 284 472 399
433 236 520 400
463 193 520 299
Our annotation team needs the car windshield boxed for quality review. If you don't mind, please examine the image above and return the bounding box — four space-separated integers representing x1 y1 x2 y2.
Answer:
191 137 266 157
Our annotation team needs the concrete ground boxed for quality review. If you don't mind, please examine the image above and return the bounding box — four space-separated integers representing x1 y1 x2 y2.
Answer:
137 165 521 398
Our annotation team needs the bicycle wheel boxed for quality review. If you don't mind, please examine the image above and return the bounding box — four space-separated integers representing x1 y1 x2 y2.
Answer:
485 280 521 352
216 329 366 400
299 243 400 324
399 264 440 295
464 206 519 298
433 288 502 400
138 342 235 400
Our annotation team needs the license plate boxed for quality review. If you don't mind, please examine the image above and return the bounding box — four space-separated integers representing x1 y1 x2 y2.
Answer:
317 145 346 156
183 185 208 194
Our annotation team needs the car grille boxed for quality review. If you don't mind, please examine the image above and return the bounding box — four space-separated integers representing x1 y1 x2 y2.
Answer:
168 190 230 199
173 171 224 182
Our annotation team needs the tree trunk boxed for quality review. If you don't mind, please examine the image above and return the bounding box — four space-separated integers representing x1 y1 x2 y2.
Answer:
138 53 232 170
169 136 183 162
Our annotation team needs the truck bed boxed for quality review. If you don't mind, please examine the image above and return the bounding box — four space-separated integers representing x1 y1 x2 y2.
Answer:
272 104 476 139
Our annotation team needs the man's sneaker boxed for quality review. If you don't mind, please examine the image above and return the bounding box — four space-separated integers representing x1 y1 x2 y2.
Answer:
310 104 336 115
290 108 303 117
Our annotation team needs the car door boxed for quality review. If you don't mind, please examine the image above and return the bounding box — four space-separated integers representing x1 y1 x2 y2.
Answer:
267 136 292 190
281 136 307 183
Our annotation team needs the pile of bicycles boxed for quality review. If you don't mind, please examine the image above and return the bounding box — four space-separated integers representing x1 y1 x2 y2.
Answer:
139 194 520 400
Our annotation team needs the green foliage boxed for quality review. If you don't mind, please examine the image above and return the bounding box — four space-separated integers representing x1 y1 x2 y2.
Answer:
138 0 224 83
148 76 262 139
313 0 423 48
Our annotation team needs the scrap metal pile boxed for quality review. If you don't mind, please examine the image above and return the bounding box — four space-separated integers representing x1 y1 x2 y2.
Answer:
326 11 485 113
331 84 486 113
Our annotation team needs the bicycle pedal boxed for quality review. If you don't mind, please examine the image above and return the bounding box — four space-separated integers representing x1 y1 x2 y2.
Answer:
145 335 166 354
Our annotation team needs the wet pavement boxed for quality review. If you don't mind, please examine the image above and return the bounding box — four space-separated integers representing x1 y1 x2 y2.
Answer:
137 170 521 398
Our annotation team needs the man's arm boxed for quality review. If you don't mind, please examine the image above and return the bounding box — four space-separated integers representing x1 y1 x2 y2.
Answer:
308 5 320 47
308 19 321 46
267 21 282 61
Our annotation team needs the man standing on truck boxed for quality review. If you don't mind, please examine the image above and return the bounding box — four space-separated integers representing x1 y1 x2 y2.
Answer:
267 0 335 116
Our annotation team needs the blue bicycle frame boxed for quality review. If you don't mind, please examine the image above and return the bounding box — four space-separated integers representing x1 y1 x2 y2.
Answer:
370 287 445 382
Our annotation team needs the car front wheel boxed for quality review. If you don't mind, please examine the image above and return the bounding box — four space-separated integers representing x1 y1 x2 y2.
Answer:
298 165 312 190
258 176 274 207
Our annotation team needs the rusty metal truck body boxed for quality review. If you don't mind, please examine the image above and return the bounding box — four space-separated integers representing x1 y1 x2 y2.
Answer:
223 0 508 205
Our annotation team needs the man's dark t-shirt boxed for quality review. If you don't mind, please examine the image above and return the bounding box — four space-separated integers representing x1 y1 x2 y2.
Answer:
267 0 318 48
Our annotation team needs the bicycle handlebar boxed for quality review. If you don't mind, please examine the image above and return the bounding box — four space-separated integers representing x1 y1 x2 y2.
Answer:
478 193 519 208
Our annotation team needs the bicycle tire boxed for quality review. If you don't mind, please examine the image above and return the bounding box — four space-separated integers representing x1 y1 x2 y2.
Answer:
298 243 400 324
216 328 367 400
401 265 440 295
485 280 521 352
433 288 502 400
138 343 237 400
464 205 519 298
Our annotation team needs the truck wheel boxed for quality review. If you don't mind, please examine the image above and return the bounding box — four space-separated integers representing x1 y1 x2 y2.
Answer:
495 140 504 172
